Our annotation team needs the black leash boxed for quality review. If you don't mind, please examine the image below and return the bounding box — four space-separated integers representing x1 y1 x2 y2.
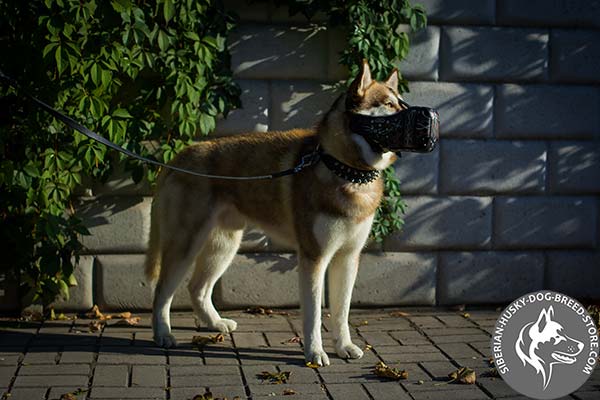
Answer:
0 71 321 180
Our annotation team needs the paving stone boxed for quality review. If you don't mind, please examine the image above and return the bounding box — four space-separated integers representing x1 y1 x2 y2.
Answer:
270 80 342 131
441 27 548 81
96 347 166 365
425 328 486 337
171 386 247 400
436 315 477 327
495 84 600 139
95 254 192 310
217 254 303 308
351 252 436 306
409 316 445 329
171 373 242 387
277 365 319 384
167 349 204 366
438 251 545 305
355 318 413 332
548 141 600 193
494 197 597 248
404 82 494 138
77 196 151 253
477 377 520 398
408 387 489 399
92 365 128 387
22 348 60 364
0 365 15 387
393 145 439 194
19 364 90 376
326 383 371 400
229 24 328 80
90 387 166 399
384 196 492 250
497 0 600 28
551 30 600 83
4 387 47 400
440 140 546 194
396 25 440 81
13 374 89 387
417 0 495 25
131 365 166 387
48 387 89 399
546 251 600 300
359 332 399 347
437 343 482 359
374 344 437 355
389 331 430 345
215 80 269 135
364 381 412 399
250 383 326 396
203 349 240 365
382 351 447 363
232 332 268 349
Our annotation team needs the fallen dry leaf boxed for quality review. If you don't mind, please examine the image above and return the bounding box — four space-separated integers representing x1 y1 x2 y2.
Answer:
282 388 297 395
85 305 104 319
354 320 369 327
245 307 288 316
373 361 408 380
115 311 132 319
257 371 291 384
461 312 471 318
88 320 104 333
106 316 141 327
389 311 410 317
364 344 373 352
281 336 301 345
192 333 225 348
191 391 213 400
448 367 476 384
305 362 320 369
59 388 87 399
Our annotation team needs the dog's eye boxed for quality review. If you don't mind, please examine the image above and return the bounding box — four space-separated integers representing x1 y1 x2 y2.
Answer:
385 101 394 107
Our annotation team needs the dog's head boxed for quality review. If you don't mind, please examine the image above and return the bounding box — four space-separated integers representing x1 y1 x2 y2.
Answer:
320 60 404 171
515 306 584 389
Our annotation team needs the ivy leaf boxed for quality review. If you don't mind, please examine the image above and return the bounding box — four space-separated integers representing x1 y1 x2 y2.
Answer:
164 0 175 23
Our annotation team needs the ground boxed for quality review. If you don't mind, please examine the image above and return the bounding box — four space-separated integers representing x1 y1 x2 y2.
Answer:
0 308 598 400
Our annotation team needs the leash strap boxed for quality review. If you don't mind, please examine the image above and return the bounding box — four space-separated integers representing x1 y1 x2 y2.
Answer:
0 71 321 181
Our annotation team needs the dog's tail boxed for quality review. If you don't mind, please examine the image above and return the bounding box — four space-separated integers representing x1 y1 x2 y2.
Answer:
144 197 162 283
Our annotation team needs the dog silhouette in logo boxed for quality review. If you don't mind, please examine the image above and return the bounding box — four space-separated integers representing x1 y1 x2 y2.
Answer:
515 306 584 389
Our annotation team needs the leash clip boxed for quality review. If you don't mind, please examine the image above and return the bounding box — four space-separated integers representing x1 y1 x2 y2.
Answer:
294 147 322 173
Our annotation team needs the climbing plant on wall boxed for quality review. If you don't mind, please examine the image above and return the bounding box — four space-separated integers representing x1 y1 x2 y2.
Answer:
0 0 425 308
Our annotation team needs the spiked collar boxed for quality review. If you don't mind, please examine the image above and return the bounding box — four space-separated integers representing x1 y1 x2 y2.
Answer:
320 153 379 185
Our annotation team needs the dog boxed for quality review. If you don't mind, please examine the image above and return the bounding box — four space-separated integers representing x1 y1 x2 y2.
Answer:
515 306 584 389
144 60 405 366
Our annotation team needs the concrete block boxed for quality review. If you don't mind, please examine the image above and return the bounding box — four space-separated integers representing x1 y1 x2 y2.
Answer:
549 141 600 193
92 164 153 197
440 27 548 82
438 251 544 305
0 273 19 312
393 145 439 194
403 82 494 138
328 28 349 81
270 81 342 131
269 2 328 23
239 228 294 253
215 80 269 135
96 254 192 310
223 0 269 22
498 0 600 28
418 0 495 25
52 256 94 311
384 196 493 250
350 252 437 306
440 140 546 194
547 251 600 301
216 253 311 308
494 197 597 248
77 196 151 254
551 30 600 83
396 25 440 81
229 24 328 80
495 84 600 139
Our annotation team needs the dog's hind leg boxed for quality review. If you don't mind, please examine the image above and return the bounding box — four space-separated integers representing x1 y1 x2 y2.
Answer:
188 226 243 333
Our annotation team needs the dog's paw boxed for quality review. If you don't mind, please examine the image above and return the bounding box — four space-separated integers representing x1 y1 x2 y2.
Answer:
154 333 178 348
336 342 364 359
209 318 237 333
305 349 330 367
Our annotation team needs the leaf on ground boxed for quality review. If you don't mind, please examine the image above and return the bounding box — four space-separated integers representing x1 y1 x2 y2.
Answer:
281 336 301 344
389 311 410 317
88 320 104 332
283 388 297 395
59 388 87 399
191 390 213 400
373 361 408 380
106 316 141 326
85 305 104 319
305 362 320 369
482 368 500 378
257 371 291 384
364 344 373 352
245 307 288 316
448 367 476 384
115 311 132 319
353 320 369 327
192 333 225 348
461 312 471 318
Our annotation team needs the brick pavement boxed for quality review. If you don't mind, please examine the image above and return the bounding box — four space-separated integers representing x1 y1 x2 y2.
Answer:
0 309 598 399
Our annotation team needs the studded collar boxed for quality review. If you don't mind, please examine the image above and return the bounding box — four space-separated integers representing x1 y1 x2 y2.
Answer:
320 153 379 185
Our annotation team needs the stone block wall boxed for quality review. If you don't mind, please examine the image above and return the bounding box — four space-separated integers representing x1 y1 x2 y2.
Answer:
23 0 600 311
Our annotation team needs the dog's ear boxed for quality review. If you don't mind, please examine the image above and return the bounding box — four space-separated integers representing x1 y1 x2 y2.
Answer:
385 68 399 93
534 307 552 333
350 59 373 96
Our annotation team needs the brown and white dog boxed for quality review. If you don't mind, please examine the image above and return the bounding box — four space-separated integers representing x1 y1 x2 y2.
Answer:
145 60 406 366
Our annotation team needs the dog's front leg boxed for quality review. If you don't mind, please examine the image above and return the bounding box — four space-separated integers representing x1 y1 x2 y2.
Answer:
328 250 363 359
298 254 330 366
